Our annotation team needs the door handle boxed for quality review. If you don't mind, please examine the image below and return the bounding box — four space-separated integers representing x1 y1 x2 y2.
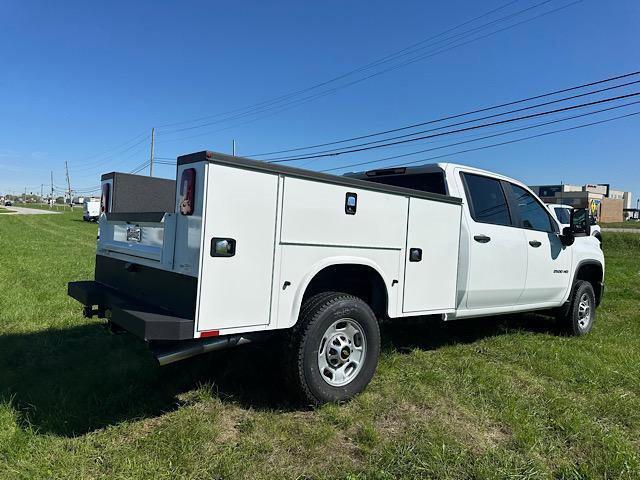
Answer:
473 234 491 243
529 240 542 248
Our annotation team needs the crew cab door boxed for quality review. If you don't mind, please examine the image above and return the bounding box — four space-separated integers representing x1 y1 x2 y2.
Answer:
507 184 572 304
460 173 527 309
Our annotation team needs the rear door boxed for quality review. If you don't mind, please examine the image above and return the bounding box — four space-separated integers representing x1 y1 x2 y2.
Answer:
507 184 572 305
196 164 279 332
461 172 527 309
403 197 461 313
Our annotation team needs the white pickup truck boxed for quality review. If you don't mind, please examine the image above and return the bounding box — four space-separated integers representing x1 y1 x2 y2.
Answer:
69 151 604 405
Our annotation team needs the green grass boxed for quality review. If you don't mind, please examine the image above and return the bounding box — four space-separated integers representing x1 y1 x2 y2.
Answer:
1 210 639 479
0 207 14 214
601 222 640 229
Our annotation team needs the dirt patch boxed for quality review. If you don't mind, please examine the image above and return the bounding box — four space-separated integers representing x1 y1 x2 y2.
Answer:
375 399 511 454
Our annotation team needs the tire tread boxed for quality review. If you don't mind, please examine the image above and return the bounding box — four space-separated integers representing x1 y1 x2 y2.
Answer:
287 291 378 406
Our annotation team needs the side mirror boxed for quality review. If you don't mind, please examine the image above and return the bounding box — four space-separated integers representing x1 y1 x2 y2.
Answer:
560 226 575 246
570 208 591 236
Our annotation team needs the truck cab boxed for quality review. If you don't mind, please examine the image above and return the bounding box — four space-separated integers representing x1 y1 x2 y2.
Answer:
68 152 604 405
349 163 604 318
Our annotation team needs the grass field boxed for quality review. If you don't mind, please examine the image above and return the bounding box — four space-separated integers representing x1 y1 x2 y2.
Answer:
1 209 639 479
602 222 640 229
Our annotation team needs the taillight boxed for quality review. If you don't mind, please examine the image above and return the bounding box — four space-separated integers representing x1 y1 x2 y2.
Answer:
101 183 110 213
179 168 195 216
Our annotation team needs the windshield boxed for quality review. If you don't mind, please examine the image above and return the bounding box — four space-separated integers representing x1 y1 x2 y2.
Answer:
554 207 572 224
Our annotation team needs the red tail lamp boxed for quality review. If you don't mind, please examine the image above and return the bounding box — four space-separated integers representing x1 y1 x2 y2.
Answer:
179 168 196 216
100 183 110 213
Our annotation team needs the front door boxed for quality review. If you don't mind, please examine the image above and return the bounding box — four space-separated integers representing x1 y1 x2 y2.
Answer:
461 173 527 309
508 184 572 305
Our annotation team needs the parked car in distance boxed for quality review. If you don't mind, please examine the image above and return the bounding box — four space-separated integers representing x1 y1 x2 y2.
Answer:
547 203 602 244
68 152 605 405
4 200 12 207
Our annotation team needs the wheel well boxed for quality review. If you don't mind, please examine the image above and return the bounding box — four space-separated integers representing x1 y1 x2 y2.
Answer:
576 262 603 306
302 264 389 318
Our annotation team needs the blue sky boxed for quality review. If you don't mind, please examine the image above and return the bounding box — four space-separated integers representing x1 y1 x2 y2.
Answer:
0 0 638 204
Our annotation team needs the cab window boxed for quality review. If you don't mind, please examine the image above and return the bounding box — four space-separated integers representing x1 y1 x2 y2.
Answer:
510 184 555 232
462 173 512 226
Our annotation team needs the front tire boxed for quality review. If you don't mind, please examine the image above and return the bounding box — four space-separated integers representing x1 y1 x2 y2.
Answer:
289 292 381 406
558 280 596 336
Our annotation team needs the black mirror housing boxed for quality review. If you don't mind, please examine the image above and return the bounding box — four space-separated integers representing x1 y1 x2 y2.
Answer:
570 208 591 236
560 226 575 246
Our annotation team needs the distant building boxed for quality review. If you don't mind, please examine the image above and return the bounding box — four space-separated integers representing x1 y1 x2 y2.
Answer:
529 183 633 223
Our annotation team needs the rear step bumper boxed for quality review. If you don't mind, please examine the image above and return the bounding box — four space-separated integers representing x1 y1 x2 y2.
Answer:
68 281 195 341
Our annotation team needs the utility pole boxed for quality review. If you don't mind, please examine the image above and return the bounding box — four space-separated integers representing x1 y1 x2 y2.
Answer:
40 184 44 204
23 187 26 203
149 127 155 177
50 171 54 208
65 161 72 209
232 139 236 156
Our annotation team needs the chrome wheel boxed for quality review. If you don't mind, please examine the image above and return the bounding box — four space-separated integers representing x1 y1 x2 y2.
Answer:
577 293 592 330
318 318 366 387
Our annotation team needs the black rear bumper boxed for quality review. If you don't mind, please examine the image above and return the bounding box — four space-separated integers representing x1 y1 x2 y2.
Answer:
68 255 198 341
68 280 195 341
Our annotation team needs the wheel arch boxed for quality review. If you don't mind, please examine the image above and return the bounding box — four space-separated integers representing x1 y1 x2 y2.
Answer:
573 260 604 306
291 258 392 326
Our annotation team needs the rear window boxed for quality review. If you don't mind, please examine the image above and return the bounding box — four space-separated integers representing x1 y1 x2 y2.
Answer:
365 172 447 195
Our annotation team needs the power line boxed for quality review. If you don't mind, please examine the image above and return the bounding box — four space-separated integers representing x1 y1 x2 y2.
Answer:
250 70 640 158
70 142 151 184
321 99 640 172
70 135 150 173
69 131 148 163
326 110 640 172
156 0 577 138
26 1 588 187
154 0 524 131
265 77 640 162
267 91 640 163
129 160 150 174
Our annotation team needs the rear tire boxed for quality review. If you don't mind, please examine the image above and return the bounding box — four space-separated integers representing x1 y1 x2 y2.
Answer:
558 280 596 336
288 292 380 406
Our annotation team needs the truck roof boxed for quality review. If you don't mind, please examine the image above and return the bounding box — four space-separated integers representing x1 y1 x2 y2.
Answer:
345 162 514 179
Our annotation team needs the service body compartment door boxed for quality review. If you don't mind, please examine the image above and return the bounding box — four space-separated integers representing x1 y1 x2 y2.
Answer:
197 164 279 332
403 198 461 313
